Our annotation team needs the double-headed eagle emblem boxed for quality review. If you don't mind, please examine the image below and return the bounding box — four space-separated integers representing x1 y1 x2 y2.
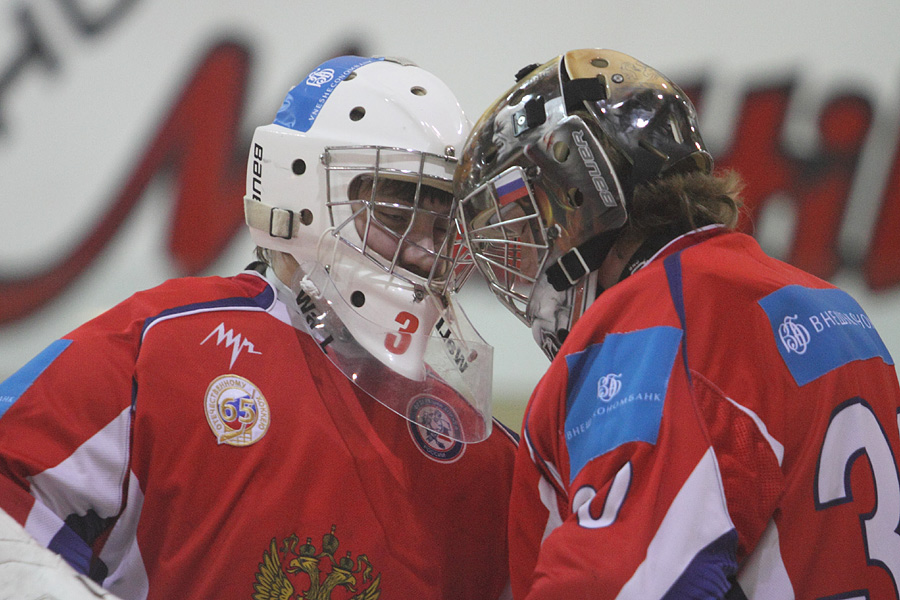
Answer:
253 526 381 600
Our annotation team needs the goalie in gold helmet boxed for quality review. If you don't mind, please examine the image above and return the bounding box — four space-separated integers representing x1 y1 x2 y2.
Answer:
454 48 899 600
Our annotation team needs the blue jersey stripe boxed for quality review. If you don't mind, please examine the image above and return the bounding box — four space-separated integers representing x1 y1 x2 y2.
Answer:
0 339 72 418
47 522 94 576
140 284 275 340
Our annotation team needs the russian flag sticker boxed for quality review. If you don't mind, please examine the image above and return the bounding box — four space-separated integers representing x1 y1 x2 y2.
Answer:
494 169 529 207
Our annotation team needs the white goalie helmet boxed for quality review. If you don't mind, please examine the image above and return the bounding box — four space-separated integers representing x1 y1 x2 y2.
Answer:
244 56 493 442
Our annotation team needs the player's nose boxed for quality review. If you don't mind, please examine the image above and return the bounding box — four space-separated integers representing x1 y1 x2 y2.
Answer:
399 218 439 277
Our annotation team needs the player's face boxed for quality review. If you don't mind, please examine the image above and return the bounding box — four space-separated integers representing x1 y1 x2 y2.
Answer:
469 196 541 293
350 176 453 279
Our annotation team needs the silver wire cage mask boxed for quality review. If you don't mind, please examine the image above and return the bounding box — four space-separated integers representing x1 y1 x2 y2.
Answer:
324 145 465 297
457 165 551 325
454 49 713 337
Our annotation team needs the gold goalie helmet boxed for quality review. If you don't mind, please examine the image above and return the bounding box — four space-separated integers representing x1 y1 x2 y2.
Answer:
454 49 713 359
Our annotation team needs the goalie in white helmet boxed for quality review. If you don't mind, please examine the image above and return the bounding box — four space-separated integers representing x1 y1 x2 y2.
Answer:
245 55 493 443
0 56 516 600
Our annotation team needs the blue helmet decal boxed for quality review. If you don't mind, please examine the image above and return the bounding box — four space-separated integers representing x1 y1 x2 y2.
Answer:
274 56 384 133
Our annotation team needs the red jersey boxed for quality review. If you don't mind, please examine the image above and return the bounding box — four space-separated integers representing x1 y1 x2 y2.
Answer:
0 267 517 600
510 228 900 599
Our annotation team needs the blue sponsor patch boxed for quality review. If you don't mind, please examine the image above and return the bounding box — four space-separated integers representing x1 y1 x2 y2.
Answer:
274 56 384 133
758 285 893 386
0 339 72 418
564 326 681 483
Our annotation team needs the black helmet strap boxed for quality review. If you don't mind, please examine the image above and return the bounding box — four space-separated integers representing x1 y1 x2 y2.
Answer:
545 229 621 292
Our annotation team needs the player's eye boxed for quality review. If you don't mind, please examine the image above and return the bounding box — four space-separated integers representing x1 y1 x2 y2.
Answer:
433 217 450 239
374 205 412 232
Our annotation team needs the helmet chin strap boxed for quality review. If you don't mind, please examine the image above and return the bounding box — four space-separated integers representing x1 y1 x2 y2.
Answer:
545 229 620 292
533 229 678 360
617 229 681 283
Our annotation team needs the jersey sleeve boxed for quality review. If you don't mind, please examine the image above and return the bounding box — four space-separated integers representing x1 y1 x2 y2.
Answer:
0 301 142 579
517 328 784 600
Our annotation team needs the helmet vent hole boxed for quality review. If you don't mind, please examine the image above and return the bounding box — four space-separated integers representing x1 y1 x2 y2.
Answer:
591 58 609 69
350 291 366 307
292 159 306 175
345 72 357 81
410 86 427 96
566 187 584 208
349 107 366 121
552 142 570 162
299 209 313 226
509 89 527 107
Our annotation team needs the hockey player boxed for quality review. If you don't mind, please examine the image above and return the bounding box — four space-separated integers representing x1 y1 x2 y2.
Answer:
453 48 900 599
0 56 516 600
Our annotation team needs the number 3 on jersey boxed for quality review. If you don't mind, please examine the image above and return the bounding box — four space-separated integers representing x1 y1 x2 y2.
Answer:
385 311 419 354
816 398 900 598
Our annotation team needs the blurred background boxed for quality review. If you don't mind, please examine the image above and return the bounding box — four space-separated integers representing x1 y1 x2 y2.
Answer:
3 0 900 430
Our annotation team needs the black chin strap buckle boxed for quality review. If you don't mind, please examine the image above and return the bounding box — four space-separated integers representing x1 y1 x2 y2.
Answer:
545 231 620 292
555 248 591 288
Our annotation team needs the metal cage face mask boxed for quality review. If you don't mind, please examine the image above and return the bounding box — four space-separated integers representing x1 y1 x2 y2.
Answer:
324 145 462 296
458 166 550 325
454 49 713 353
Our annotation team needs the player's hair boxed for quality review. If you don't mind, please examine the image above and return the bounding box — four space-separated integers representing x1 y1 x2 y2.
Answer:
254 245 271 265
616 169 745 248
347 174 453 207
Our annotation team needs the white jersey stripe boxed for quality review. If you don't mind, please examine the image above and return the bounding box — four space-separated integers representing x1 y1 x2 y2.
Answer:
23 497 67 547
27 406 132 521
101 470 149 600
617 448 735 599
737 518 794 599
725 396 785 466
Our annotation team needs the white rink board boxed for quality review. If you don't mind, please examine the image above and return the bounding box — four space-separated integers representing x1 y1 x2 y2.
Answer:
2 0 900 428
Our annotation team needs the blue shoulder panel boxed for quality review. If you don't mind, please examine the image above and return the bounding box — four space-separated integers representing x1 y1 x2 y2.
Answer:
758 285 893 386
274 56 384 133
0 339 72 419
564 326 681 483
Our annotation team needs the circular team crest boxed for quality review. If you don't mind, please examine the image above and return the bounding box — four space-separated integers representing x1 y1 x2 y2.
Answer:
205 375 270 447
407 395 465 463
306 67 335 88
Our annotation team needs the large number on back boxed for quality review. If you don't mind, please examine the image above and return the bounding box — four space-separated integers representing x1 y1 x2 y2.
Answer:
815 398 900 598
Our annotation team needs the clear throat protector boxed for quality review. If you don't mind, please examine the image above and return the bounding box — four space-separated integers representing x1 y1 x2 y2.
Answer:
274 243 493 443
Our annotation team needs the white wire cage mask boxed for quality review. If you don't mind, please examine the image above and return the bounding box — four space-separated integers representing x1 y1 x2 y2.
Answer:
252 145 489 443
